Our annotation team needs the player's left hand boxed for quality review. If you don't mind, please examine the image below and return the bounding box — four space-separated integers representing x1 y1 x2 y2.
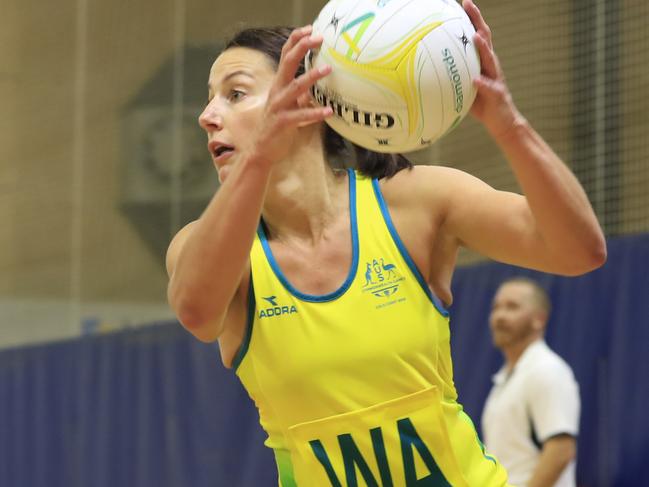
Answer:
463 0 525 139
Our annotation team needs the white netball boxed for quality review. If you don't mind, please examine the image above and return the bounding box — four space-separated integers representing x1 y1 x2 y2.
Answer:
306 0 481 153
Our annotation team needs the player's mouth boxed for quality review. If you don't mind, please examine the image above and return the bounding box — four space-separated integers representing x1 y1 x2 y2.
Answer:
208 141 235 164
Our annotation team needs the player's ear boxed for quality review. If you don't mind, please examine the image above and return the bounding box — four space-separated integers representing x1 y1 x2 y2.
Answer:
532 310 548 332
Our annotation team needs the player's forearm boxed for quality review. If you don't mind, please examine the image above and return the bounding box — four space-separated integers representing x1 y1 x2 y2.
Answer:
169 155 272 328
494 118 606 274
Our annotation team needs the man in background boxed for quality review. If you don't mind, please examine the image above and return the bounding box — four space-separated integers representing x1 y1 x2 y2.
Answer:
482 277 580 487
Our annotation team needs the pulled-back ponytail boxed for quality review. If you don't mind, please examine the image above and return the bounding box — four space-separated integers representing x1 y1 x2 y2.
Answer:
322 124 413 179
352 145 413 179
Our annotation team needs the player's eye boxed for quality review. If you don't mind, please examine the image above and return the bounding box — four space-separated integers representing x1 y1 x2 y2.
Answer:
228 89 246 102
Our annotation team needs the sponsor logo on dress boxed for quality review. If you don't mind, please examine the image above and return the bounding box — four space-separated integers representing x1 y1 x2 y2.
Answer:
259 295 298 319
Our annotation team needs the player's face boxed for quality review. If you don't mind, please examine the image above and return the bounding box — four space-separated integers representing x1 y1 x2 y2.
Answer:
489 282 541 350
198 47 276 183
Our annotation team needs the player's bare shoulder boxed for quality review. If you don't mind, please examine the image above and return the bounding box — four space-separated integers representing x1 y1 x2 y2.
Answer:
379 164 468 215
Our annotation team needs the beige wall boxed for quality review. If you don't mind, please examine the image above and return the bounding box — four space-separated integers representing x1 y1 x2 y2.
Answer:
438 0 574 185
621 0 649 234
1 0 329 301
0 0 326 346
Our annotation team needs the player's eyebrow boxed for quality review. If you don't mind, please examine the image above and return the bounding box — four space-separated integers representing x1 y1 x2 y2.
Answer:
208 70 255 91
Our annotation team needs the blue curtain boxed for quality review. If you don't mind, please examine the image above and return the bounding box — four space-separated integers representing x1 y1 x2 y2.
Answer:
0 325 276 487
0 234 647 486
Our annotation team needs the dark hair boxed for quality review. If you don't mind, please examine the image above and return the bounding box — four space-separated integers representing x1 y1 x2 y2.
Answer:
224 26 413 180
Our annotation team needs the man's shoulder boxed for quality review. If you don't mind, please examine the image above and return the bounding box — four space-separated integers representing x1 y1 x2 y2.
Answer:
521 342 576 381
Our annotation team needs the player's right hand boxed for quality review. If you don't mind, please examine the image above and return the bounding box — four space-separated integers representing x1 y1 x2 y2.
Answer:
248 26 333 166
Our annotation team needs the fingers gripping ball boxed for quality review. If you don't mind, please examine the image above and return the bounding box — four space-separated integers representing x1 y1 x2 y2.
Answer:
306 0 480 153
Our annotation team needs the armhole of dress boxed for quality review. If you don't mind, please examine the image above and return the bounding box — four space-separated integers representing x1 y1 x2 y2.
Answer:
371 177 450 317
232 269 256 372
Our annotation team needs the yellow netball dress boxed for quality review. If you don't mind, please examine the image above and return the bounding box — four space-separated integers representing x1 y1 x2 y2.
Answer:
233 169 511 487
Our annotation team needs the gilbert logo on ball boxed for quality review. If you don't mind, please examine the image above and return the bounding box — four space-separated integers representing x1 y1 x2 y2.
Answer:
307 0 480 153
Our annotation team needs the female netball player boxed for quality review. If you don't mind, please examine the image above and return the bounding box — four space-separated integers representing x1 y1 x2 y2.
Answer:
166 1 606 485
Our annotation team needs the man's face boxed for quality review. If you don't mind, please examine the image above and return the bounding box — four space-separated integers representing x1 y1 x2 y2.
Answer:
489 282 544 350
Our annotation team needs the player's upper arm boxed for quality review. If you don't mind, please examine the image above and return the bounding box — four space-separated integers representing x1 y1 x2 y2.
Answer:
166 221 249 343
166 221 197 280
431 166 560 272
